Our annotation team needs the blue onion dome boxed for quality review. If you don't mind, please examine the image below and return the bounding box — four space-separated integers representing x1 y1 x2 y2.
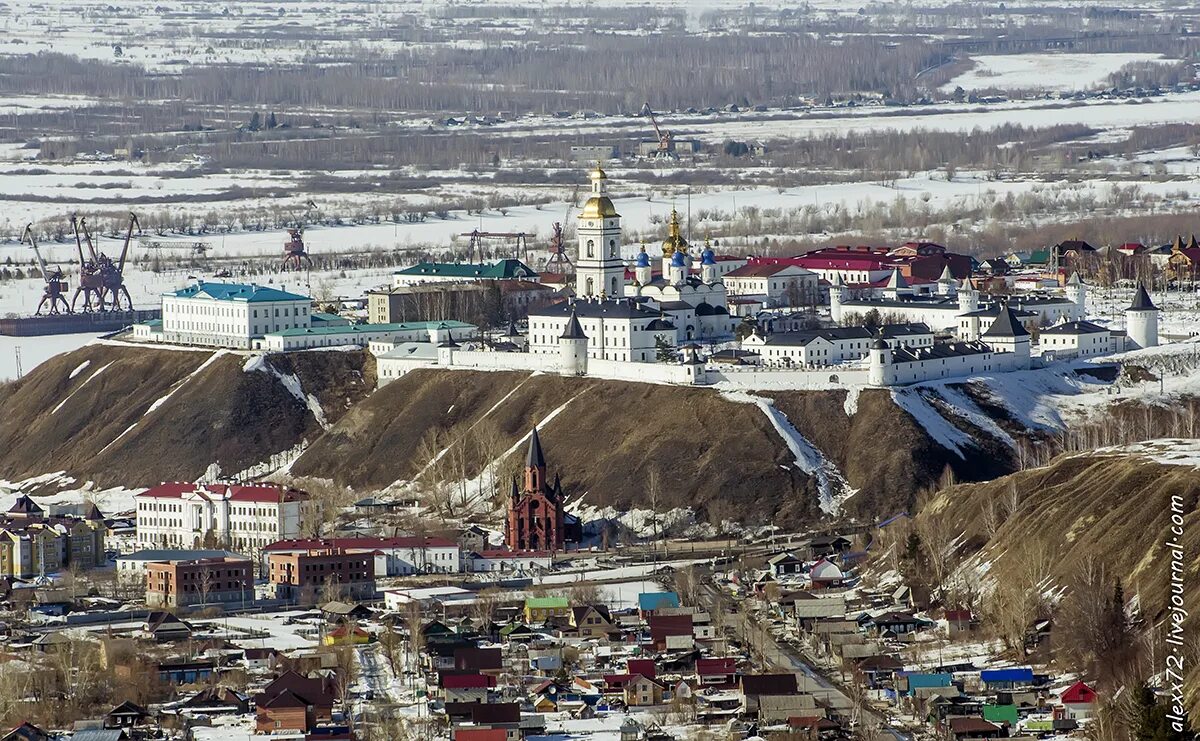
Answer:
636 245 651 268
671 250 687 267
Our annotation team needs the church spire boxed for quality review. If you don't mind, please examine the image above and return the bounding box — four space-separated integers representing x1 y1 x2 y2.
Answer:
526 427 546 469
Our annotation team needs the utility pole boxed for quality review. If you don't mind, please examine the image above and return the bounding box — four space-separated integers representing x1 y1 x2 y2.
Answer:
13 347 21 379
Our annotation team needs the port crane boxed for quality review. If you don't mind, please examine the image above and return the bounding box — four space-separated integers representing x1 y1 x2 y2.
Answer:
642 102 676 159
21 224 70 315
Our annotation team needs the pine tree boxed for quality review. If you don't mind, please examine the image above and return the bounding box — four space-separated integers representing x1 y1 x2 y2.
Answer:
1132 684 1197 741
267 111 277 129
248 111 261 132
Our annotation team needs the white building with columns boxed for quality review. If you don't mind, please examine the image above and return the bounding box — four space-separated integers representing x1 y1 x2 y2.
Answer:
135 482 309 552
159 282 312 349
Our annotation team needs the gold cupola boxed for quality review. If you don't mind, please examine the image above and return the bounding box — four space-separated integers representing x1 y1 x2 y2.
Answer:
579 162 619 219
660 208 689 257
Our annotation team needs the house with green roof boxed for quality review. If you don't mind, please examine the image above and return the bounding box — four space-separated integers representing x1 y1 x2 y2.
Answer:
524 596 569 623
391 259 538 288
262 319 476 352
153 280 314 349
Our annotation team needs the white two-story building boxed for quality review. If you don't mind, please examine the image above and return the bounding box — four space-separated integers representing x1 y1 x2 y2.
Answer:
158 282 312 349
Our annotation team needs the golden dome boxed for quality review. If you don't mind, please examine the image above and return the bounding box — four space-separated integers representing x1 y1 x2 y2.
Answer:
589 163 608 181
660 209 689 256
580 196 619 219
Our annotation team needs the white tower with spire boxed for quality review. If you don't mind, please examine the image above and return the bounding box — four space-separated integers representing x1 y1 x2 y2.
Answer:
1126 283 1159 350
829 272 847 323
1065 272 1087 312
575 165 626 298
936 264 956 296
957 277 979 313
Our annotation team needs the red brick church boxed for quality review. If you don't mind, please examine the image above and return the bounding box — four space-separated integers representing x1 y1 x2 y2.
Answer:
505 428 570 553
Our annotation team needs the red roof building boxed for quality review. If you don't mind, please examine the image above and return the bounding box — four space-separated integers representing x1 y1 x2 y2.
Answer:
1061 681 1097 705
136 482 310 551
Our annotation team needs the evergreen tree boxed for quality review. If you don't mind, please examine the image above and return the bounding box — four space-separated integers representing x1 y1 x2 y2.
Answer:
267 111 277 129
248 111 261 131
654 336 677 363
1132 684 1196 741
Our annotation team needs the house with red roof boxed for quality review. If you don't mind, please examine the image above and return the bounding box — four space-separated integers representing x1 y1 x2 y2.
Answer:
135 482 309 552
441 672 494 703
1058 681 1098 720
697 657 737 688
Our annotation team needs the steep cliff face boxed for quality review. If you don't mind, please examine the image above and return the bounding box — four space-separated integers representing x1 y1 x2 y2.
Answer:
0 344 373 487
1 343 1191 529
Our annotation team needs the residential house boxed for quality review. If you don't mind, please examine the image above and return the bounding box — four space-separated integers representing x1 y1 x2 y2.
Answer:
740 673 799 714
181 686 251 715
1059 681 1098 720
855 655 905 688
455 647 504 677
442 673 493 703
243 648 281 672
1 723 49 741
810 559 846 588
254 671 338 733
638 591 681 619
947 717 1004 740
759 694 821 724
981 667 1034 691
323 625 369 646
525 596 570 623
104 700 149 730
625 674 665 707
649 613 694 651
768 552 805 577
945 609 973 636
696 657 737 688
569 605 615 638
807 535 852 558
142 611 193 642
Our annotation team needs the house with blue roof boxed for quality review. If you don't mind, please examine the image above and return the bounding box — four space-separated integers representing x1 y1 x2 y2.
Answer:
980 667 1034 690
638 591 680 618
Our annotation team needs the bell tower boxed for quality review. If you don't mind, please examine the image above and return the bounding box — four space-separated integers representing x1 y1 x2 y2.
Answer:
575 165 626 298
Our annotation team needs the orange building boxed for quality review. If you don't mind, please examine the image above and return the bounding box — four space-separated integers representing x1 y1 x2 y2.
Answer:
145 556 252 608
267 547 375 601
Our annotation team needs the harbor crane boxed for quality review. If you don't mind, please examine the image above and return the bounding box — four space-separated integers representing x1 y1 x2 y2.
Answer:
641 102 676 159
21 224 70 315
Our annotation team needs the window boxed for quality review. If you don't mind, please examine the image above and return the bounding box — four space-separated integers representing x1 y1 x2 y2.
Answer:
586 240 594 258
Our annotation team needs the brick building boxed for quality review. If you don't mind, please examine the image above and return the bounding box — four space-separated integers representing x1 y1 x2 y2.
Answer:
268 547 375 602
505 429 567 553
145 556 253 608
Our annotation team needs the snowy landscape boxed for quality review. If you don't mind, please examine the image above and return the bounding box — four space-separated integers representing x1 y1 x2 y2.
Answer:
0 0 1195 739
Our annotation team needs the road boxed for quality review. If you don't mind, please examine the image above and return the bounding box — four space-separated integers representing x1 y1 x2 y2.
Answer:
698 577 908 740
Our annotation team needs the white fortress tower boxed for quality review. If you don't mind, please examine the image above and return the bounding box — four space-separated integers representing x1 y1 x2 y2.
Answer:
575 165 626 298
558 310 589 376
1065 272 1087 311
1126 283 1159 350
936 264 956 296
829 273 847 323
957 277 979 314
868 337 894 386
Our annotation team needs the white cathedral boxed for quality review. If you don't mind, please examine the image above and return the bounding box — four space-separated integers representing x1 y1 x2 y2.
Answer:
526 166 737 362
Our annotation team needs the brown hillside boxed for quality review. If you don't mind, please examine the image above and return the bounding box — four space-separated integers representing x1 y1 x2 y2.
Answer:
919 445 1200 711
768 388 1013 519
291 369 821 524
0 345 374 488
